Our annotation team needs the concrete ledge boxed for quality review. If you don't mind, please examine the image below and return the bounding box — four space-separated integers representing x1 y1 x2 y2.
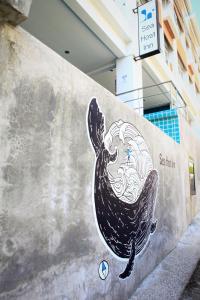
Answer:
0 0 32 25
130 212 200 300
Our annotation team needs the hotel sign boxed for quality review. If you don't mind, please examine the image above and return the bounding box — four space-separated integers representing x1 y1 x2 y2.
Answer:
137 0 160 59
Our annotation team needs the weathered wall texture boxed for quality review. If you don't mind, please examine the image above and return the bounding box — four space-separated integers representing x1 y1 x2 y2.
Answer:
179 115 200 220
0 24 200 300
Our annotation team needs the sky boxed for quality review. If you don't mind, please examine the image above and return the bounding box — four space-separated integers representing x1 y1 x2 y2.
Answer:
191 0 200 27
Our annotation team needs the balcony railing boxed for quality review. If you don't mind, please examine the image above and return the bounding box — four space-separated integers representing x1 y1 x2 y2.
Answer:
116 80 188 120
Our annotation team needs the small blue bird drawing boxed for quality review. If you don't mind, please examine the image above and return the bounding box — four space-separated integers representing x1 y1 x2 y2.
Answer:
141 8 153 21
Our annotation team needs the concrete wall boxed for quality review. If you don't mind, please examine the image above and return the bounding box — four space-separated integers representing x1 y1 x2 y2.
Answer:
0 24 200 300
0 0 32 25
179 114 200 220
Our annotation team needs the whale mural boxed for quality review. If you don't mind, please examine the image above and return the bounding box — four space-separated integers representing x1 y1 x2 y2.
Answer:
87 98 158 279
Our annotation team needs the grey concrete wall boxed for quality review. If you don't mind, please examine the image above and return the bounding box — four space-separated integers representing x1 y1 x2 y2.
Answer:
179 114 200 220
0 0 32 25
0 24 200 300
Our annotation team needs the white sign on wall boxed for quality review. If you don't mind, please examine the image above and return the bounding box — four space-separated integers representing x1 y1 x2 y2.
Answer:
138 0 160 59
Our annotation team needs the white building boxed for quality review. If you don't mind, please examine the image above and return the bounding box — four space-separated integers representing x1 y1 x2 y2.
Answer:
22 0 200 141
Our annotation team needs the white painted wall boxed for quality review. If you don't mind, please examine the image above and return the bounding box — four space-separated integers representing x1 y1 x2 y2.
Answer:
116 56 143 115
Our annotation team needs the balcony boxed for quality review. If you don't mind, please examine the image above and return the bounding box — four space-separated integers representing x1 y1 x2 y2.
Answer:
117 80 187 143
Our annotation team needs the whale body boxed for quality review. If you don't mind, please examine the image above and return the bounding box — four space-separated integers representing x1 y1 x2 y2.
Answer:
88 98 158 279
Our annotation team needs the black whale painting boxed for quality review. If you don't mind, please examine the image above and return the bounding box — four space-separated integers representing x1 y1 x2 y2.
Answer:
87 98 158 279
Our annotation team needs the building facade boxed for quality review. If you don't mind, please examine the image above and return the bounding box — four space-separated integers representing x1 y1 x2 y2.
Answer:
22 0 200 139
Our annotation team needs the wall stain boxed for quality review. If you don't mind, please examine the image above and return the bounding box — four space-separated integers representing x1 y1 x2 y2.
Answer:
0 221 93 294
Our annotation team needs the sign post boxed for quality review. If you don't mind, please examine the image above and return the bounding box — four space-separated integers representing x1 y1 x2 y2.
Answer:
135 0 160 60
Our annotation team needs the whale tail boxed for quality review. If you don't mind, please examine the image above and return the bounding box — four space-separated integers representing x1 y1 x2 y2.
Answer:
151 220 157 234
88 98 105 157
119 240 135 279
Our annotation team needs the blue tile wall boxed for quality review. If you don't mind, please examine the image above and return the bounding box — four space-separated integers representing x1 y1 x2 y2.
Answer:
144 109 180 143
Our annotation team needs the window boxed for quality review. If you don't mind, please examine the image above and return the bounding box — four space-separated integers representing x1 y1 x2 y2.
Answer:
186 38 189 49
195 84 200 94
164 35 173 65
174 10 183 33
189 158 196 196
178 54 186 78
162 0 169 7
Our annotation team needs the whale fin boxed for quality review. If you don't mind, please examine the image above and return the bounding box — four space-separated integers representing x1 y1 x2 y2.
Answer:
119 240 135 279
151 220 157 234
88 98 105 157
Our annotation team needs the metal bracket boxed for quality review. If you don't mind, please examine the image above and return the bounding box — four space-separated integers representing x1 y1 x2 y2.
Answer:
132 7 138 14
133 56 141 61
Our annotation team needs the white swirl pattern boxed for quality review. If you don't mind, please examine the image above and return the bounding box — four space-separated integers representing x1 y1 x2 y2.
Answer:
105 121 153 204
